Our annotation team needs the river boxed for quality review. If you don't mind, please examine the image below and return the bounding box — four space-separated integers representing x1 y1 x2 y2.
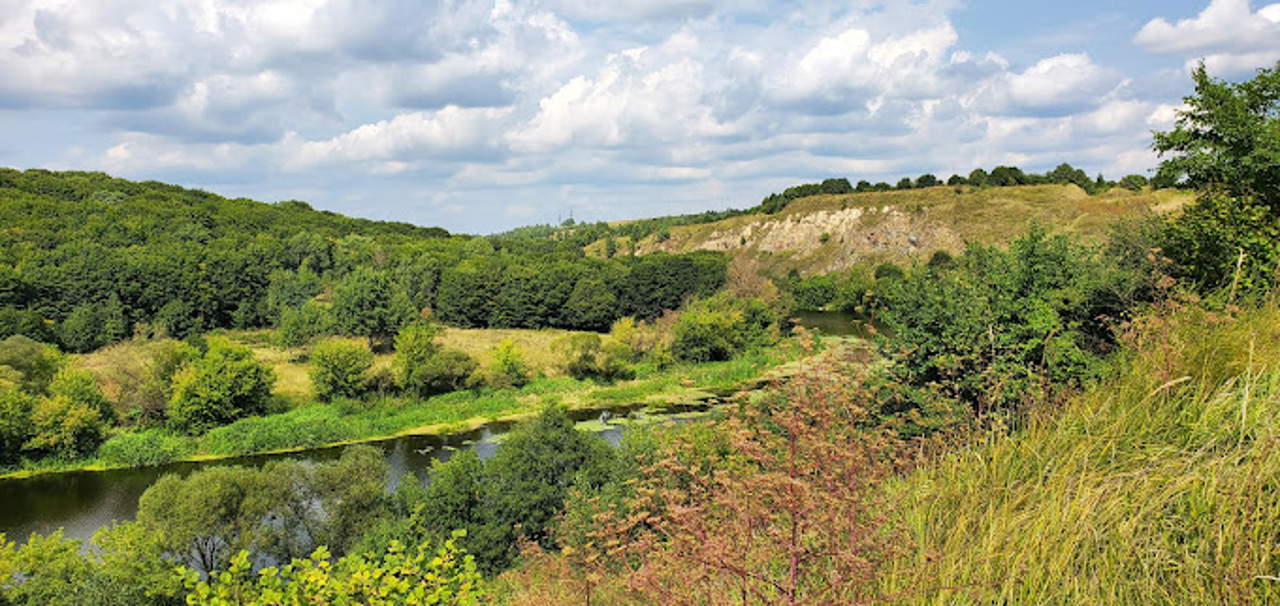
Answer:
0 312 863 547
0 403 703 547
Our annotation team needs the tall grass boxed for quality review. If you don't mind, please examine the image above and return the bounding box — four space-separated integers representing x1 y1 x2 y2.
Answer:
880 300 1280 603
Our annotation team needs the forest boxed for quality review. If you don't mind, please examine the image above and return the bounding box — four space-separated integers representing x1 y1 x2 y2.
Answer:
0 61 1279 603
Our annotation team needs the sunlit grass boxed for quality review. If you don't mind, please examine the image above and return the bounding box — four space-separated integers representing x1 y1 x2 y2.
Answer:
879 300 1280 603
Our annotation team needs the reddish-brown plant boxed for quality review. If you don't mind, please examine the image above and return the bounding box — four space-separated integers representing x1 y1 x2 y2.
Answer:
573 331 914 604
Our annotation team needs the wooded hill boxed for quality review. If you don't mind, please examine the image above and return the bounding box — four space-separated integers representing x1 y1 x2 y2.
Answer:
0 169 727 353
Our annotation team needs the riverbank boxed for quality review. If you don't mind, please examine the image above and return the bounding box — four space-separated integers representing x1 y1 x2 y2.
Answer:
0 343 795 480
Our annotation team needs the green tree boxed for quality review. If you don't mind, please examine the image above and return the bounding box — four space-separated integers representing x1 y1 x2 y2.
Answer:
137 465 264 574
277 300 334 348
1153 61 1280 209
0 387 35 463
473 406 615 572
0 335 64 395
332 268 415 350
168 339 274 435
24 394 105 459
309 339 372 401
564 276 617 332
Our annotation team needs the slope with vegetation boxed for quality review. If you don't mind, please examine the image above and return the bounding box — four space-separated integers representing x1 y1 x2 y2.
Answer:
1 60 1278 604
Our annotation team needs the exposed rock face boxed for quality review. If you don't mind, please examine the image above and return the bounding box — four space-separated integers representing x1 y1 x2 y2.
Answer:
646 205 964 274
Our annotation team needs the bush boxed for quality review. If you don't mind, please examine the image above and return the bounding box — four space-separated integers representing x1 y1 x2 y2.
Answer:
168 338 275 435
879 228 1126 418
414 349 478 396
0 335 64 395
310 339 373 401
483 339 529 389
671 294 779 363
25 395 105 459
96 428 195 467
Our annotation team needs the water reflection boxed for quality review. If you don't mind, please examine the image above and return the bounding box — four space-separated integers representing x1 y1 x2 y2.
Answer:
0 402 701 546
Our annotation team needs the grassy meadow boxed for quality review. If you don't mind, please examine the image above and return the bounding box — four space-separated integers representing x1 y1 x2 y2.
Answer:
878 299 1280 603
23 327 794 477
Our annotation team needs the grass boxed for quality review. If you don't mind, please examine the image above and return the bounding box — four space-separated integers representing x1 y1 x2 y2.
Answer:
878 299 1280 603
639 185 1192 276
10 329 797 477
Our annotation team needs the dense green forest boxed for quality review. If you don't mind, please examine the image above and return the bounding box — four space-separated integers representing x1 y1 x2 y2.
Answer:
1 61 1279 603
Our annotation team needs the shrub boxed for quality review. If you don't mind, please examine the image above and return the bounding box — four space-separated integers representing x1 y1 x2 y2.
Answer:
483 339 530 390
25 395 105 459
168 338 275 435
671 294 779 363
309 339 373 401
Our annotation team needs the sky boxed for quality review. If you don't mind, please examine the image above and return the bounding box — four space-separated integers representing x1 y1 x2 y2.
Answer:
2 0 1279 234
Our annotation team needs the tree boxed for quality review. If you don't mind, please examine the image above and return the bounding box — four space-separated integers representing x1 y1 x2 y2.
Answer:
473 406 614 572
968 168 989 187
0 335 64 395
1153 61 1280 294
564 276 617 332
1153 61 1280 210
168 338 274 435
24 394 105 459
395 322 477 397
332 268 415 350
309 338 372 401
916 173 940 188
0 387 35 463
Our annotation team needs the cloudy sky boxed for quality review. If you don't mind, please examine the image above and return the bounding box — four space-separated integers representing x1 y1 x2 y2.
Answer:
2 0 1279 234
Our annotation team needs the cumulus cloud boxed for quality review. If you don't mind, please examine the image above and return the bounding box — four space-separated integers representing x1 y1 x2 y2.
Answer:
0 0 1222 232
1135 0 1280 73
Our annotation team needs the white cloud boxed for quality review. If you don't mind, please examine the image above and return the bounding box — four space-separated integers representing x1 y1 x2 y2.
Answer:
287 106 512 168
1135 0 1280 74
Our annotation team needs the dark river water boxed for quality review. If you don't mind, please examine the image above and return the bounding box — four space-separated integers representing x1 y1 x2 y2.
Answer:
0 312 860 547
790 309 878 338
0 403 693 546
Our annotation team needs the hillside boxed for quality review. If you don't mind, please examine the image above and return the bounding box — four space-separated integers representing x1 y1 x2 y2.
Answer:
629 184 1191 275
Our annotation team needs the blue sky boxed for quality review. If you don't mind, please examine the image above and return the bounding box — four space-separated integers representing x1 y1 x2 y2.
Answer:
2 0 1279 234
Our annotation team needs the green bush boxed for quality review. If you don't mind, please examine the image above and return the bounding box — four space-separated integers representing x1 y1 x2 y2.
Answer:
483 339 529 390
879 227 1127 418
310 339 373 401
410 348 478 397
168 338 275 435
25 394 105 459
671 294 778 363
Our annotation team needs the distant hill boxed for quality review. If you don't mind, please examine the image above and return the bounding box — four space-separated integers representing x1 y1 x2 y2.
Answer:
622 184 1191 275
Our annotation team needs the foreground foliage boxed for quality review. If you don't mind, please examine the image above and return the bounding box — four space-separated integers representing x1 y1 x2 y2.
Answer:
181 532 485 605
879 298 1280 603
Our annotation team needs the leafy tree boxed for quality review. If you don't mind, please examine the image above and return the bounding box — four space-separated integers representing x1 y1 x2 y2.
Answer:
0 387 35 463
1153 61 1280 209
1119 174 1149 191
168 338 274 435
0 336 64 395
1152 62 1280 295
332 267 415 350
947 174 967 186
879 228 1122 418
154 299 200 340
309 339 372 401
472 406 615 572
563 276 617 332
60 303 103 353
917 173 940 188
895 177 915 190
395 322 477 397
24 394 105 459
967 168 989 187
137 465 263 575
277 300 334 348
48 368 113 424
